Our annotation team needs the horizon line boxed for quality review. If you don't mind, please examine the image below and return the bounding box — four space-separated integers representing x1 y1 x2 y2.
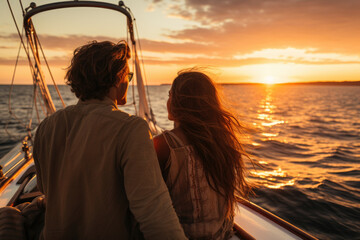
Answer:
1 80 360 86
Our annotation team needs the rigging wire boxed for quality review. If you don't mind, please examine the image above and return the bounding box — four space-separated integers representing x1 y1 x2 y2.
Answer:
131 45 138 115
35 31 66 108
133 18 153 109
5 39 27 139
127 20 137 115
29 43 47 120
25 37 37 133
26 84 38 143
33 85 41 124
5 0 48 140
127 8 156 123
18 0 25 15
35 79 47 118
7 0 37 76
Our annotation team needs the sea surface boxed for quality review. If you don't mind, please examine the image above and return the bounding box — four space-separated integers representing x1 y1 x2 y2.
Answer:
1 84 359 240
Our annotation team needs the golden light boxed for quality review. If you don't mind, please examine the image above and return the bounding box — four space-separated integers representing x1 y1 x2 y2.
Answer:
264 76 275 84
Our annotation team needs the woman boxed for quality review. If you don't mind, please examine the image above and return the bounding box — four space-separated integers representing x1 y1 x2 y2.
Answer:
154 70 252 239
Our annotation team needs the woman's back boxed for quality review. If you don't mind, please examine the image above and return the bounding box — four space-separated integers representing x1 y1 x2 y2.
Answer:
154 69 251 239
158 130 233 239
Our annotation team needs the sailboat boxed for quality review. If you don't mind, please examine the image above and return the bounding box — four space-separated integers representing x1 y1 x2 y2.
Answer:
0 1 318 239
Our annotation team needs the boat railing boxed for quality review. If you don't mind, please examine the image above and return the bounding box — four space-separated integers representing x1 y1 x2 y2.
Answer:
23 1 135 44
236 197 319 240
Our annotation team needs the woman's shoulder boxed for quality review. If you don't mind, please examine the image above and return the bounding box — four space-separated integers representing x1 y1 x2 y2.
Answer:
165 129 190 147
153 133 167 150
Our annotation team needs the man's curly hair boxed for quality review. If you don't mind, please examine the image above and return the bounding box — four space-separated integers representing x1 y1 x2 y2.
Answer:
66 40 130 101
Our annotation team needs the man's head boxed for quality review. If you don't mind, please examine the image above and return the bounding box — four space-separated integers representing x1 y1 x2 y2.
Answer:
66 41 131 101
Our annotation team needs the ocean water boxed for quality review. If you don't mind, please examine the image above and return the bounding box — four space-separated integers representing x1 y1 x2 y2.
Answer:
0 84 359 239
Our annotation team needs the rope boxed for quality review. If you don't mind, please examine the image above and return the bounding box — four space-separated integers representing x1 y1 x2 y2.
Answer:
36 81 47 117
35 31 66 108
7 35 27 129
6 0 42 139
26 81 39 132
7 0 36 76
33 85 41 124
5 40 27 139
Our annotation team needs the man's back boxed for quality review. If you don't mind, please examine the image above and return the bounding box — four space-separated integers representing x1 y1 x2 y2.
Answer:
34 98 186 239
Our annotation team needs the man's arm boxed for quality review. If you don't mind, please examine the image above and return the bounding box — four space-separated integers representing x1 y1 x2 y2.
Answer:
119 118 186 240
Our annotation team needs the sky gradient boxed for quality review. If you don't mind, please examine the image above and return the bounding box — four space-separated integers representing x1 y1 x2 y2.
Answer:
1 0 360 84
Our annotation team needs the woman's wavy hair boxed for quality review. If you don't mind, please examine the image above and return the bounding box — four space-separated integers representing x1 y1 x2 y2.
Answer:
169 69 252 215
66 40 130 101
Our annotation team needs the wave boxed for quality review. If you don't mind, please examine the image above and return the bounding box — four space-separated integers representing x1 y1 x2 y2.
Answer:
309 117 341 124
318 147 359 164
252 139 315 160
252 186 360 240
301 124 359 140
330 169 360 176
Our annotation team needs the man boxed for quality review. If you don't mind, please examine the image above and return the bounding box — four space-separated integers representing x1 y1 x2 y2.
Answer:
33 41 186 240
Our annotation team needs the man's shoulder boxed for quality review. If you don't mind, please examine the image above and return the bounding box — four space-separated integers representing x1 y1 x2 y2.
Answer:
100 108 145 126
39 106 73 123
37 108 57 124
36 105 77 130
120 115 150 134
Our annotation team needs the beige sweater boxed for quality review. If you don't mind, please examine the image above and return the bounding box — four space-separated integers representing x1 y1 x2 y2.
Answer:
33 98 186 240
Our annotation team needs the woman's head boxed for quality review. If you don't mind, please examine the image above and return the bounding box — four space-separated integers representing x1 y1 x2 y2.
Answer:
168 69 252 216
168 70 220 124
66 40 130 101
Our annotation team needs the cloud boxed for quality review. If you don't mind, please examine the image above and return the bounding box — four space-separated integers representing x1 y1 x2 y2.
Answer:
140 39 215 54
153 0 360 55
167 4 194 20
2 28 360 70
1 32 360 69
0 56 70 66
0 33 119 52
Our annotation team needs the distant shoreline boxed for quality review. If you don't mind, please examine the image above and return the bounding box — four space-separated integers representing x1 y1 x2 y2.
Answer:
278 81 360 86
1 81 360 86
220 81 360 86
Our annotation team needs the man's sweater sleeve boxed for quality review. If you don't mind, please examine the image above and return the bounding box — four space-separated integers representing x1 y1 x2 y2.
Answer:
119 118 187 240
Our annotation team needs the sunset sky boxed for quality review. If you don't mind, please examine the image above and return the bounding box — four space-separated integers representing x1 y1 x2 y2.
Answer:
1 0 360 84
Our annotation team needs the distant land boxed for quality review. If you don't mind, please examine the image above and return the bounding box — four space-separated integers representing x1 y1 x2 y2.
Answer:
2 81 360 86
220 81 360 86
278 81 360 86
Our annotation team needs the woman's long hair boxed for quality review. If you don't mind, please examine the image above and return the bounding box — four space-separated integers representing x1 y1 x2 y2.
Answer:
169 69 252 216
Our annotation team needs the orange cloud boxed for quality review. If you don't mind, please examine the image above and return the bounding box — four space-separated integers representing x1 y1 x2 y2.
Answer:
1 33 360 69
153 0 360 55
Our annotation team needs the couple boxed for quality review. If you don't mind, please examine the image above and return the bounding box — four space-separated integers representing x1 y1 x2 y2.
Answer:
33 41 251 240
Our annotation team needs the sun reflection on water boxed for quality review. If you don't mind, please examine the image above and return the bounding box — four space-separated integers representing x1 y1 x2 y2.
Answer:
262 133 278 137
256 85 285 129
251 168 295 189
261 120 285 127
267 179 295 189
252 167 286 178
251 84 296 189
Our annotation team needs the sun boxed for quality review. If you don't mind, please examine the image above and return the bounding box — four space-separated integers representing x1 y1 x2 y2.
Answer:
264 76 276 84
